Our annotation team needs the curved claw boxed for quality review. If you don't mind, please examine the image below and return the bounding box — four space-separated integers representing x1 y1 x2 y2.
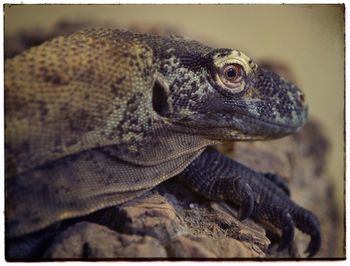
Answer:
305 232 321 258
304 215 321 258
238 187 254 220
233 180 254 221
277 212 295 251
292 206 321 257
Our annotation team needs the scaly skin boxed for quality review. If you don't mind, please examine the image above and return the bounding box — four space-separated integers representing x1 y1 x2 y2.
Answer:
5 28 319 258
179 147 321 257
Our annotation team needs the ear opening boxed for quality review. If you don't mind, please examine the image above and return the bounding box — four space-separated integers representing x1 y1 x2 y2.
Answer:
152 79 169 117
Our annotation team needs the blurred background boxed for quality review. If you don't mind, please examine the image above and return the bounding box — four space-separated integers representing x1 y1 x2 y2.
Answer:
4 4 345 257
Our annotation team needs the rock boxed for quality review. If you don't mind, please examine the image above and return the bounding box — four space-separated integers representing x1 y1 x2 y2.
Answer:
167 234 264 258
115 195 183 243
44 222 167 259
100 190 268 258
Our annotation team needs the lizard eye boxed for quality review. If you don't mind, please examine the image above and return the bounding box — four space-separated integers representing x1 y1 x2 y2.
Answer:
222 64 243 83
218 64 245 92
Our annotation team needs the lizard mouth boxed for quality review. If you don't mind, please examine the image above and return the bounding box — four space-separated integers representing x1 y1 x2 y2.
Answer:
232 113 306 136
172 108 306 140
231 105 308 130
198 96 307 132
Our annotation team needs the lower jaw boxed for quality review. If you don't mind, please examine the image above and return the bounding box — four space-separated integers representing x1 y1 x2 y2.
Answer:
170 118 302 141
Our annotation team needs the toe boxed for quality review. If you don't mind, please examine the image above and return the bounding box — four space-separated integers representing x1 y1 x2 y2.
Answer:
277 212 295 251
291 205 321 257
238 186 254 220
233 179 254 220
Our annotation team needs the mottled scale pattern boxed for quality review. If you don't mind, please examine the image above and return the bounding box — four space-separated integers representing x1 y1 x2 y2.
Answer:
6 29 157 176
5 28 319 258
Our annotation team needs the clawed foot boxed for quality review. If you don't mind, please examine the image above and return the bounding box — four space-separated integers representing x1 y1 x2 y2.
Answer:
179 148 321 257
233 172 321 257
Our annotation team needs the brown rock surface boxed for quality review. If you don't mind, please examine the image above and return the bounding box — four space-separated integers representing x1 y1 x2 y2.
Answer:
44 222 167 259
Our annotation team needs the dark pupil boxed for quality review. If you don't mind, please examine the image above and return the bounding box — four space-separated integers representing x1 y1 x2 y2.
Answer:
226 67 236 78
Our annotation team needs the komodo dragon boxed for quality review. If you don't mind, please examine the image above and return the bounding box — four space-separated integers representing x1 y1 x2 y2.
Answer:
5 28 320 259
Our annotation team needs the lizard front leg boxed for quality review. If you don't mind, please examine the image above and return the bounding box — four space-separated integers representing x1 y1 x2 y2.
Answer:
178 147 321 257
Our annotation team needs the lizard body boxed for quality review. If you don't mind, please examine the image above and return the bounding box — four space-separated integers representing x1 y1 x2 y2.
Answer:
5 28 319 258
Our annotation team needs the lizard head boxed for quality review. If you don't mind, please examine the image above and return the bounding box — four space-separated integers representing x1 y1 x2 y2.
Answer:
153 47 308 141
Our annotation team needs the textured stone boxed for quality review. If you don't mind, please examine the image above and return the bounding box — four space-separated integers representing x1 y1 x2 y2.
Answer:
116 195 184 243
44 222 167 259
109 191 269 258
168 235 265 258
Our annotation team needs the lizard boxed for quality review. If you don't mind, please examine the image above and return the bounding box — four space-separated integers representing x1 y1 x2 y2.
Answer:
5 28 321 259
